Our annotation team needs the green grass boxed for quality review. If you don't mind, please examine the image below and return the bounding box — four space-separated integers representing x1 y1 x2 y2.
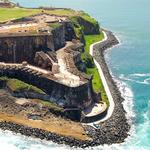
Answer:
49 22 62 29
0 77 45 94
0 76 9 81
38 100 64 113
81 34 104 67
0 7 84 22
70 15 99 38
0 8 41 22
82 33 109 106
7 79 45 94
80 12 98 26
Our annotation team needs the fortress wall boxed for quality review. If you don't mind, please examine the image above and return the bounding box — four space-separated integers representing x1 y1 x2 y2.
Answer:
0 66 94 109
51 24 66 50
0 25 68 64
63 22 76 41
0 35 53 63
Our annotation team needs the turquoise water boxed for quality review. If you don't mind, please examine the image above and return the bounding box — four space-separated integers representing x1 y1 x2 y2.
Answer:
1 0 150 149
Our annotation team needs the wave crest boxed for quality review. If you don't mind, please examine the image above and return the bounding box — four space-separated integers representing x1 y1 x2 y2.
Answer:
119 73 150 85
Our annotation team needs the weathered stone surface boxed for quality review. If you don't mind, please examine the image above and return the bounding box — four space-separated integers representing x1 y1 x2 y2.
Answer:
0 66 94 109
0 34 53 63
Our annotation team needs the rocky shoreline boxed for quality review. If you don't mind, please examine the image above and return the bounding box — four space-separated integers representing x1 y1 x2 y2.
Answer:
0 30 130 148
86 30 130 145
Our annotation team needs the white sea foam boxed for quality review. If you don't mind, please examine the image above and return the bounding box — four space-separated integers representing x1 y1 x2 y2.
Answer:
119 73 150 85
130 73 150 77
105 43 136 124
0 129 71 150
113 76 136 129
97 42 137 149
87 74 137 150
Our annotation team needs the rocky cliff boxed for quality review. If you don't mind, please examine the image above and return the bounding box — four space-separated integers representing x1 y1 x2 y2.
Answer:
70 15 100 43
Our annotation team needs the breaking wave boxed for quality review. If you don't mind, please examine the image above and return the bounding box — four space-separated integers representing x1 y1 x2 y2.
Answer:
84 73 136 150
119 73 150 85
0 129 70 150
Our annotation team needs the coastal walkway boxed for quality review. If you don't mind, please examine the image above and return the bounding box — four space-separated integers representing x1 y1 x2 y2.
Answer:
83 102 107 117
89 31 115 123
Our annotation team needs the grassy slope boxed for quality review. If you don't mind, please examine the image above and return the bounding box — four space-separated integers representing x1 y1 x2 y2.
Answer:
0 8 40 22
0 77 45 94
83 33 109 106
7 79 45 94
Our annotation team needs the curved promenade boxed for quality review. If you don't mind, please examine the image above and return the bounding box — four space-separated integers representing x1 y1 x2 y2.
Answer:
90 31 115 122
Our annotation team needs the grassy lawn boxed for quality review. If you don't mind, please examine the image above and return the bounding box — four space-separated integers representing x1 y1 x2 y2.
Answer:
49 22 62 29
7 78 45 94
81 13 98 26
0 8 40 22
0 7 87 22
82 33 109 106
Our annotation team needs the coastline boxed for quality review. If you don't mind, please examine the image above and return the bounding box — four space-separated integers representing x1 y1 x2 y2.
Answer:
0 30 130 148
89 30 115 123
84 30 130 145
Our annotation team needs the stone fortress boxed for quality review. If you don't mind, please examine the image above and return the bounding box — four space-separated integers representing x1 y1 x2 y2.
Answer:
0 13 107 121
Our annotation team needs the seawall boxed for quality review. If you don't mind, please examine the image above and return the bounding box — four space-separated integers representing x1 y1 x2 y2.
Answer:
84 30 130 145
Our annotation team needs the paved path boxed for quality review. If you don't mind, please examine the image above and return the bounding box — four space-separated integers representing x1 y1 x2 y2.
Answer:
89 31 115 123
83 102 107 117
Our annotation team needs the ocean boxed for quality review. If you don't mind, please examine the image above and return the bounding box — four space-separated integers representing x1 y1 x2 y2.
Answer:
1 0 150 149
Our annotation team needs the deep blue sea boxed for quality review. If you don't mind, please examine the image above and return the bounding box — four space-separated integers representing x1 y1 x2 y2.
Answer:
1 0 150 149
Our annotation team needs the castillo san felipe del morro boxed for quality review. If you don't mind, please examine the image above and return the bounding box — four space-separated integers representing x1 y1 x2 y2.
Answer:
0 0 130 148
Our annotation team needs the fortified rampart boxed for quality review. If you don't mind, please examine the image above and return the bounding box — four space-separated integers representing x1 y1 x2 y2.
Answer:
0 63 96 109
0 26 70 63
0 14 76 64
0 34 54 63
0 13 101 110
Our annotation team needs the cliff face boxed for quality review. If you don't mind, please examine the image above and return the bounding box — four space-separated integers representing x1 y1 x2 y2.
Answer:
64 22 76 41
69 15 100 45
76 16 100 35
